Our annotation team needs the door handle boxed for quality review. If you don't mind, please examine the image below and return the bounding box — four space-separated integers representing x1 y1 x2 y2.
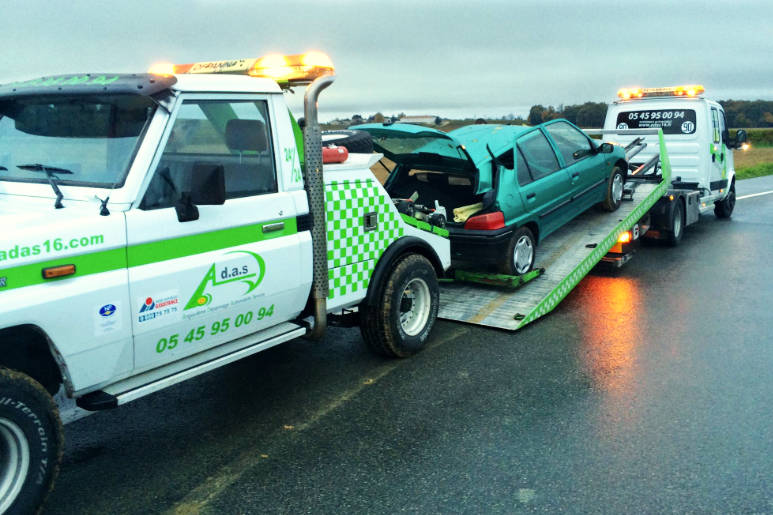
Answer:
526 193 536 200
571 172 580 178
262 222 285 233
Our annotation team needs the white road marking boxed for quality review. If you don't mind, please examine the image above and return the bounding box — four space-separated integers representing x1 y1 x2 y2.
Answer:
737 190 773 200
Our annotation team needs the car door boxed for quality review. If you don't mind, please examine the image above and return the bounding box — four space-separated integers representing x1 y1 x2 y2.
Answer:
515 129 573 238
125 95 312 373
543 120 607 214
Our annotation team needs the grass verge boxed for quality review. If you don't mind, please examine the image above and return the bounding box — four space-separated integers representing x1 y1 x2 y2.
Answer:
737 163 773 180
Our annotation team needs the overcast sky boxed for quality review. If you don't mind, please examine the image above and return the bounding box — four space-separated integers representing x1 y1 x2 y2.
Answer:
2 0 771 121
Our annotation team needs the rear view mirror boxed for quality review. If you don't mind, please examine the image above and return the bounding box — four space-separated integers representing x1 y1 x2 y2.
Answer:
598 142 614 154
174 164 226 222
190 164 226 205
572 148 592 160
732 129 748 149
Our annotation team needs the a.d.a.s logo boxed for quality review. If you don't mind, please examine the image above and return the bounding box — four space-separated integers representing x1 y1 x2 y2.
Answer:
184 250 266 310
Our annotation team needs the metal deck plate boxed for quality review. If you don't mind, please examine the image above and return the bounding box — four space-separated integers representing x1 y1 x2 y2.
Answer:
439 182 660 330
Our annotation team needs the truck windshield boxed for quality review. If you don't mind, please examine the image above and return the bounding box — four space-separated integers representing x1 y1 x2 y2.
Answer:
0 94 156 188
615 109 697 135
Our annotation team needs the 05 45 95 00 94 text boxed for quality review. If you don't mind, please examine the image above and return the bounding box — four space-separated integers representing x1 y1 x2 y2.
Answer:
155 304 275 354
0 235 105 262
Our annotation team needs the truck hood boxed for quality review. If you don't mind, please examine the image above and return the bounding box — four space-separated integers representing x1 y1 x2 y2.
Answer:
350 123 477 174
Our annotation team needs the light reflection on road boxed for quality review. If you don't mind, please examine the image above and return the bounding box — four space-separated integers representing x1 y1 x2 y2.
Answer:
577 276 643 397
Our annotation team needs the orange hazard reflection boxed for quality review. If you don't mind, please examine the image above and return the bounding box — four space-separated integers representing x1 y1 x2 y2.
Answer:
577 276 643 395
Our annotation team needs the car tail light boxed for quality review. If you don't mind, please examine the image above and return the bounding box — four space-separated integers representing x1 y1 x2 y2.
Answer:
464 211 505 230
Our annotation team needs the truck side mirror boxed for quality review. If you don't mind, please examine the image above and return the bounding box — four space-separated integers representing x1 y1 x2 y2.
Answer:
734 129 748 147
190 164 226 205
175 164 226 222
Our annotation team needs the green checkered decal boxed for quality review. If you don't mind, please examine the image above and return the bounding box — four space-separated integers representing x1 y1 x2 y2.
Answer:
325 179 404 298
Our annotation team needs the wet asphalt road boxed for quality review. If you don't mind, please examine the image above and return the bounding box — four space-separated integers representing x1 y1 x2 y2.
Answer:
45 177 773 514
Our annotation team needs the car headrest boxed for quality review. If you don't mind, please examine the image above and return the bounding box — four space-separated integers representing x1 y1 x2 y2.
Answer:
225 119 268 152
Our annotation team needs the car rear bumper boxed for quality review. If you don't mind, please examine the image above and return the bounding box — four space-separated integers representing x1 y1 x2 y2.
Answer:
447 225 514 267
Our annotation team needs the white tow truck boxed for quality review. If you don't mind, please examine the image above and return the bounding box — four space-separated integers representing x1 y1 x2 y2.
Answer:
0 52 450 513
600 84 748 262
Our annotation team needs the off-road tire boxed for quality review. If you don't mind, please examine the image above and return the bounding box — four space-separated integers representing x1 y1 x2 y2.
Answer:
667 199 685 247
360 254 439 358
714 181 735 219
0 368 63 515
602 166 625 212
320 130 374 153
499 227 536 276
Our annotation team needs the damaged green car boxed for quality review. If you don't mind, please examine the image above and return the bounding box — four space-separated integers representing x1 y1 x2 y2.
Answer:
353 119 627 275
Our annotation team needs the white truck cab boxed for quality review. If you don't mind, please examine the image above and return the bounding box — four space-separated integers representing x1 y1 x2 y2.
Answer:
602 85 747 255
0 53 450 513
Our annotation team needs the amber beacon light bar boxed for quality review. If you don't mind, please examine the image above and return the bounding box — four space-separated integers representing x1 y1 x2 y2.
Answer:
148 51 335 87
617 84 705 100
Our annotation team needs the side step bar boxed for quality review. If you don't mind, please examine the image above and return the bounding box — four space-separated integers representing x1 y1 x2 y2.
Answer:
78 324 306 411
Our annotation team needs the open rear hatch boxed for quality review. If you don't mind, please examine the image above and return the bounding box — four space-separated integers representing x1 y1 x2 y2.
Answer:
352 123 485 223
352 123 477 174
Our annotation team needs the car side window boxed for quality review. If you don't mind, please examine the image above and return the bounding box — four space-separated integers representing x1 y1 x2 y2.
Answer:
516 130 560 180
544 121 592 166
140 100 277 210
515 146 533 186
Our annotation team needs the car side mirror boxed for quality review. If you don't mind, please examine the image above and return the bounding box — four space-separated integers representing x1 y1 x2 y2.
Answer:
175 164 226 222
598 142 614 154
572 148 592 160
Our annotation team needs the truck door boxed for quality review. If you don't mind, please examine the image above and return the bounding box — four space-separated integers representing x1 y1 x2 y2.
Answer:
125 95 312 372
515 129 573 238
709 107 725 190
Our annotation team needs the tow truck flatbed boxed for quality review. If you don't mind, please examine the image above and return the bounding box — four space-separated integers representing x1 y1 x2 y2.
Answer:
438 129 671 331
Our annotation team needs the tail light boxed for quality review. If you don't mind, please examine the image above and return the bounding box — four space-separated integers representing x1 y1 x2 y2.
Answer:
464 211 505 230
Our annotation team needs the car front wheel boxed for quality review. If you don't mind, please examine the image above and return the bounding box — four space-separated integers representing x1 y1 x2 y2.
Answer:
602 166 625 212
500 227 536 276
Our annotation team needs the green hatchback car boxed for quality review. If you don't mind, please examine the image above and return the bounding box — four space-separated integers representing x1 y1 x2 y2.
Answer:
353 119 627 275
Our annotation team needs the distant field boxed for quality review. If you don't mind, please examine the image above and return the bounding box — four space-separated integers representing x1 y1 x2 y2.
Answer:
734 146 773 180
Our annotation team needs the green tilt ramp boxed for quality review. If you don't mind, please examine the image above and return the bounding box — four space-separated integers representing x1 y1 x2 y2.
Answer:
438 129 671 331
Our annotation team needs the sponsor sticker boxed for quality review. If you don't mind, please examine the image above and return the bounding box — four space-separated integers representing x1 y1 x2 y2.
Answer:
137 291 181 324
94 302 122 336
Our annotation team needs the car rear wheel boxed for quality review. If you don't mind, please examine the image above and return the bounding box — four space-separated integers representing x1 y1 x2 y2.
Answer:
500 227 535 276
602 166 624 211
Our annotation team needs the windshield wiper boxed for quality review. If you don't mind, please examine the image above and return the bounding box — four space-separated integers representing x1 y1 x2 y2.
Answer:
17 163 74 209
